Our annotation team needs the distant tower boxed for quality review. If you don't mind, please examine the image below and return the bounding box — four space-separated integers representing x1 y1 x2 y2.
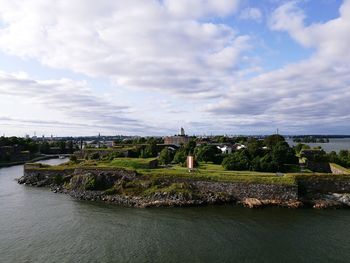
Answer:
180 127 185 136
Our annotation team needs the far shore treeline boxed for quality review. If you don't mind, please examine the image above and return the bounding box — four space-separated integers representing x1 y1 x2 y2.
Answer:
1 134 350 172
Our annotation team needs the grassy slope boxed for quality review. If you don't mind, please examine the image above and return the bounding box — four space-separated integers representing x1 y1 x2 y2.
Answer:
330 163 350 174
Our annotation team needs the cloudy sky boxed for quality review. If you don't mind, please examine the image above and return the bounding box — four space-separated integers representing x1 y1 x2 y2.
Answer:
0 0 349 136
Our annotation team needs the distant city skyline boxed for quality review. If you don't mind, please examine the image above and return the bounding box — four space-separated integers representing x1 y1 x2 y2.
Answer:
1 0 350 136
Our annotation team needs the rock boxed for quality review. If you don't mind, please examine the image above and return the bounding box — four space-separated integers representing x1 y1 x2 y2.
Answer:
242 198 263 208
313 199 342 209
330 193 350 206
285 200 303 209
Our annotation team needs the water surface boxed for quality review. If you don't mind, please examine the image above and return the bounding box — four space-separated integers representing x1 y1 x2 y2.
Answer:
1 159 350 263
286 138 350 152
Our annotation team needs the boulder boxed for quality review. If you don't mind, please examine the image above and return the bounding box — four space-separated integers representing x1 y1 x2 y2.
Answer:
242 198 263 208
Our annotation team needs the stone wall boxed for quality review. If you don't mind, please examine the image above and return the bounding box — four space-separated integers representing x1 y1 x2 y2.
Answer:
298 178 350 194
19 167 75 186
73 167 138 180
191 181 298 201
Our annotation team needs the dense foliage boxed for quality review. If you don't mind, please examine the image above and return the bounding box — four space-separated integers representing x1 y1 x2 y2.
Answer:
159 148 175 165
195 145 222 164
0 136 38 153
222 135 298 172
327 150 350 168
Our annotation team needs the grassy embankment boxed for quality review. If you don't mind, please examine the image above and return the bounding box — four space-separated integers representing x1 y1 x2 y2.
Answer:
330 163 350 174
27 158 350 188
27 158 297 185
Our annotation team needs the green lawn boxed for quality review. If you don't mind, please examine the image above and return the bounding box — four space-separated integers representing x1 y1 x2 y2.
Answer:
107 158 157 169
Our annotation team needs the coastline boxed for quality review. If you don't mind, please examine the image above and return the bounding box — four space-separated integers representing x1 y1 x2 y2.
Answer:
18 164 350 209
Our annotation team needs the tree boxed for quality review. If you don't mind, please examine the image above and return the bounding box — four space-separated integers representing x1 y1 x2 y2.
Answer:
247 138 263 158
67 140 74 154
173 147 187 164
159 148 174 165
339 150 349 159
264 134 285 148
294 143 310 154
40 141 51 154
140 140 158 158
271 141 298 171
59 141 66 154
184 140 196 155
195 145 222 163
259 154 279 172
222 151 250 171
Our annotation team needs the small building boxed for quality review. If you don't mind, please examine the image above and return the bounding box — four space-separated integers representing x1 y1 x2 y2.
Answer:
217 145 233 154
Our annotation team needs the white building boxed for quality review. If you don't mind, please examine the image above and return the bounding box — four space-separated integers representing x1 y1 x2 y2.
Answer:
217 145 233 154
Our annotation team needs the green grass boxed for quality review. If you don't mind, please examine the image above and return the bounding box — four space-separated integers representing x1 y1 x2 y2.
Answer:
106 158 157 169
30 158 350 186
135 162 296 185
330 163 350 174
25 162 78 171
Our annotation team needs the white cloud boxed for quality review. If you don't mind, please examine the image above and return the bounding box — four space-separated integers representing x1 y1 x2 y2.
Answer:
208 0 350 133
0 71 154 134
1 0 350 135
270 0 350 63
163 0 241 18
0 0 249 97
239 7 263 22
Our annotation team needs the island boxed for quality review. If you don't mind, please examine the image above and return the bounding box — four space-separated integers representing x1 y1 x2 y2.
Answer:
292 136 330 143
17 133 350 209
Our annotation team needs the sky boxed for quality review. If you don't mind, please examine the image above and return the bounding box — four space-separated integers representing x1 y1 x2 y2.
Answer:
0 0 349 137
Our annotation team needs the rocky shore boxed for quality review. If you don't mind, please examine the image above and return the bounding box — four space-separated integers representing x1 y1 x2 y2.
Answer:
18 165 350 209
